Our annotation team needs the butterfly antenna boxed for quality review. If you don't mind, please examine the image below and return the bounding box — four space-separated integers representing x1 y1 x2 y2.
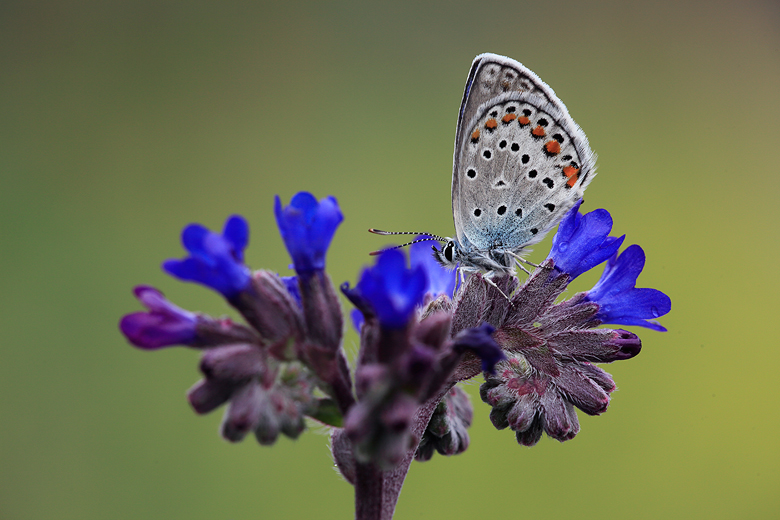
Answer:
368 229 447 242
367 229 447 256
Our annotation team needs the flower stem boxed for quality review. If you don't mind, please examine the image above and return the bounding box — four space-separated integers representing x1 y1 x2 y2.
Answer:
353 388 453 519
354 463 391 520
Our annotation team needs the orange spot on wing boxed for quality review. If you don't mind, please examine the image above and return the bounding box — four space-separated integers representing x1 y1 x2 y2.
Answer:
502 113 517 124
485 119 498 130
532 125 546 137
471 129 480 142
518 116 530 126
563 165 580 187
544 141 561 154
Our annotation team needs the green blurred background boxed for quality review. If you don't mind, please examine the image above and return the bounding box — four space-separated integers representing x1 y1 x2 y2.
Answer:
2 1 778 518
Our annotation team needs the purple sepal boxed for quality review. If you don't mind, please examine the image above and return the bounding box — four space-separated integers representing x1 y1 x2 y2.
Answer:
547 200 625 281
480 354 594 445
330 429 356 484
119 286 197 349
344 381 419 468
415 386 473 461
199 344 265 382
402 345 437 382
188 379 236 414
274 192 343 274
585 245 671 331
356 249 427 329
229 271 304 360
162 215 251 298
549 328 642 363
222 381 264 442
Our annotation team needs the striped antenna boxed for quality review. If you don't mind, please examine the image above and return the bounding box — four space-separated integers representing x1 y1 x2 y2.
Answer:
368 229 447 256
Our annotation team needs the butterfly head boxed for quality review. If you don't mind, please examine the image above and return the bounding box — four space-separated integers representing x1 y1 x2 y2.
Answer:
431 239 459 269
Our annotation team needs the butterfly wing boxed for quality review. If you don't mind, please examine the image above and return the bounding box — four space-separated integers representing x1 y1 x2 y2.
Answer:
452 54 596 253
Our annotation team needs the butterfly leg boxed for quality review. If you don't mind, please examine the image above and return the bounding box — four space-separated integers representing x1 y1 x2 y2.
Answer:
507 251 550 273
481 273 513 305
513 260 531 276
451 266 467 298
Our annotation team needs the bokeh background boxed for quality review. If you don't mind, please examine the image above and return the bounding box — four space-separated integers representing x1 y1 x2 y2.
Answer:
2 1 779 518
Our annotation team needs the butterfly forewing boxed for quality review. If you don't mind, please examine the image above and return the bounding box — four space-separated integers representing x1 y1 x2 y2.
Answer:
454 54 558 157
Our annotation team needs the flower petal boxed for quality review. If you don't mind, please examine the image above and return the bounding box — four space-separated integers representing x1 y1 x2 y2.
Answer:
275 192 343 274
410 235 456 297
547 201 625 280
163 216 251 298
356 249 427 329
586 245 671 330
223 215 249 262
119 286 197 349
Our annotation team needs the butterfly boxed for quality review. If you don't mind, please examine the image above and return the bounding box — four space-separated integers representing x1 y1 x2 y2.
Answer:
372 53 596 285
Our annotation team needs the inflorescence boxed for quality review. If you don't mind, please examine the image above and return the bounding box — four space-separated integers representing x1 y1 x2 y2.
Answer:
120 192 670 470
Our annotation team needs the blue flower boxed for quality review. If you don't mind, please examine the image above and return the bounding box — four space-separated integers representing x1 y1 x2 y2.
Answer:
547 200 625 280
356 249 427 329
350 308 364 332
119 286 197 349
584 245 671 331
162 215 251 299
281 276 302 306
410 235 457 297
274 192 343 274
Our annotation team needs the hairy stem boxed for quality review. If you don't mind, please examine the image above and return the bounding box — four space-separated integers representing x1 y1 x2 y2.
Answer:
353 387 453 519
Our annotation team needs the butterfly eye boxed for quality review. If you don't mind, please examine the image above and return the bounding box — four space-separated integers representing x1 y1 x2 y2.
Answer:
444 241 455 263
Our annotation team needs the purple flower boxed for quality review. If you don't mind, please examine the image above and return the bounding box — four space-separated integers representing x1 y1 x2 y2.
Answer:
452 323 504 374
410 235 457 297
355 249 427 329
274 192 343 274
547 200 625 280
584 245 671 331
119 286 197 349
162 215 251 299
